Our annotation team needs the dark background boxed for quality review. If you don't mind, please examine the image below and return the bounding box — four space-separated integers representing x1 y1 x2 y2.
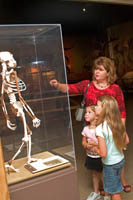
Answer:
0 0 133 35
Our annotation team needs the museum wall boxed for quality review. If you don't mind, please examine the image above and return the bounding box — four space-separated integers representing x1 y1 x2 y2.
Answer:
107 21 133 75
63 21 133 89
63 33 109 82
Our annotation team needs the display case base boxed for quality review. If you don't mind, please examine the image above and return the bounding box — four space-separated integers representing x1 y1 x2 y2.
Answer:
6 151 71 185
9 166 80 200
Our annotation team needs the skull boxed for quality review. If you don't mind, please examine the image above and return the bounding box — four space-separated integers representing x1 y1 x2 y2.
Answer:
0 51 16 69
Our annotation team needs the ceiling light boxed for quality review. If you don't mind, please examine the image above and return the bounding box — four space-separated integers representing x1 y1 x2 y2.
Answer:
82 8 86 12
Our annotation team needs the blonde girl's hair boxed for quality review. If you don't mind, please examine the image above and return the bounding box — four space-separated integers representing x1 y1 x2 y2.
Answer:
97 96 126 149
92 56 117 84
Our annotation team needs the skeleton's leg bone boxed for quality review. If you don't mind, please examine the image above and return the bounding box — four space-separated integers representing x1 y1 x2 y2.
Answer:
5 141 25 173
11 141 25 161
25 125 36 163
16 104 36 163
26 134 37 163
27 135 33 163
9 100 39 167
21 112 30 142
13 102 29 142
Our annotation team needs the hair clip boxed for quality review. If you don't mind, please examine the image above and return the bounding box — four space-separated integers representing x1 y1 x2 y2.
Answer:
102 100 106 104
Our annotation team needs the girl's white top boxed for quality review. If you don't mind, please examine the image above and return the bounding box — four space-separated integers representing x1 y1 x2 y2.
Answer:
96 121 124 165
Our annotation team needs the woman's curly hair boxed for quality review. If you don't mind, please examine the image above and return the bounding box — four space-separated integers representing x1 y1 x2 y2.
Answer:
92 56 117 84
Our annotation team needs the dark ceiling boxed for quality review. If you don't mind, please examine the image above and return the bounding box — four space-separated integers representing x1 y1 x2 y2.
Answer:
0 1 133 35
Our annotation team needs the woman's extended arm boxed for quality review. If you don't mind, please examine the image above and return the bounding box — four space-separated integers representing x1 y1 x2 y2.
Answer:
49 79 68 93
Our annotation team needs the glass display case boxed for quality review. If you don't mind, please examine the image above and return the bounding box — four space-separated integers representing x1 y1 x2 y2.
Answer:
0 25 79 200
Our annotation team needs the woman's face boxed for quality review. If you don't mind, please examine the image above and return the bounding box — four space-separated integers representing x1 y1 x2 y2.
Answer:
94 65 108 81
95 101 103 116
85 107 96 122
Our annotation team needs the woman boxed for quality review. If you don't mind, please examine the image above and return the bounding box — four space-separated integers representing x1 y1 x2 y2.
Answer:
50 56 130 193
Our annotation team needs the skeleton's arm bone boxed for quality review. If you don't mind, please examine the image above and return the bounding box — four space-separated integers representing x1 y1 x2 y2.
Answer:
20 96 38 119
6 120 16 130
14 71 39 120
1 92 9 120
0 63 17 130
1 63 10 120
14 71 41 127
20 98 41 128
13 71 35 117
1 90 17 130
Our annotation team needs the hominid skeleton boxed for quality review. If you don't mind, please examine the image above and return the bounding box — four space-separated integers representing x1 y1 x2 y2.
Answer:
0 51 41 172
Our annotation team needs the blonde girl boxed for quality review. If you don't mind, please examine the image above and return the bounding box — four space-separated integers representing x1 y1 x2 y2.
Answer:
96 96 129 200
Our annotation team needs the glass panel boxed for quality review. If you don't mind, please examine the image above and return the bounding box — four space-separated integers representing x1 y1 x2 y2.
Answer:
0 24 76 184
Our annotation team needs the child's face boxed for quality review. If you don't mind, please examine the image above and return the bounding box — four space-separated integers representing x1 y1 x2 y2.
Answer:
85 107 96 122
96 101 103 116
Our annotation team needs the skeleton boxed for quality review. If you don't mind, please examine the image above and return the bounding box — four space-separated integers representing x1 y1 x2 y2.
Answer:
0 51 41 172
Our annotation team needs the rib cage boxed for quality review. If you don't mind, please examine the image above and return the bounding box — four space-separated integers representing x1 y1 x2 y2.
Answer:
5 77 27 93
